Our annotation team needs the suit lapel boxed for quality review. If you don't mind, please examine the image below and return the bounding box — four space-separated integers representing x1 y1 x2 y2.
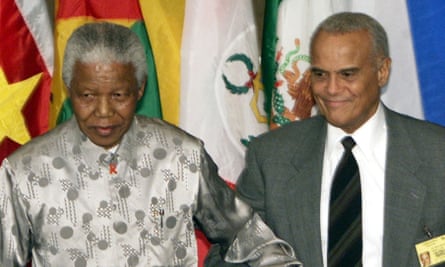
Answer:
281 108 427 266
285 119 326 266
382 109 426 266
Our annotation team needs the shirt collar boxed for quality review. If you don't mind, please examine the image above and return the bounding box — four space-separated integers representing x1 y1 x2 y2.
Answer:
326 102 387 156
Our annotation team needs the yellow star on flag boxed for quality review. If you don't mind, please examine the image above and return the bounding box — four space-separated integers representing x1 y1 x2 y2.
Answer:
0 68 42 145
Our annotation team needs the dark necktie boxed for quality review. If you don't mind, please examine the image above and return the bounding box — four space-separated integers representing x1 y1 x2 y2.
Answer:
328 136 362 266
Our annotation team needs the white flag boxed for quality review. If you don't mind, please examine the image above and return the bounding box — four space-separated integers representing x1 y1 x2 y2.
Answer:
180 0 267 183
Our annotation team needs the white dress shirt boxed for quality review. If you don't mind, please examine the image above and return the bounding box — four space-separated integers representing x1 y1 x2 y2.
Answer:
321 103 387 267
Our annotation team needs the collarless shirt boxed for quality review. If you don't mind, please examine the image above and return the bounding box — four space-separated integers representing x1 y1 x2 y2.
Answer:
321 103 387 267
0 116 299 266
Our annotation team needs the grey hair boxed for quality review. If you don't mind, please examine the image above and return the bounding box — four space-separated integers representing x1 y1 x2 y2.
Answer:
62 22 147 89
310 12 389 58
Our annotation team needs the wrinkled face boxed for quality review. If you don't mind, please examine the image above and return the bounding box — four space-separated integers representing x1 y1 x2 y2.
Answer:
310 30 391 133
69 61 144 149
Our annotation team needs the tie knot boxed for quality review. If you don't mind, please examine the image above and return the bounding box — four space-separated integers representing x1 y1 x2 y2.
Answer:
341 136 356 151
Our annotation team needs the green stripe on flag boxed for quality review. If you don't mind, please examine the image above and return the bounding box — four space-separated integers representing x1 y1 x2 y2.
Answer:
261 0 280 122
56 98 74 125
131 21 162 119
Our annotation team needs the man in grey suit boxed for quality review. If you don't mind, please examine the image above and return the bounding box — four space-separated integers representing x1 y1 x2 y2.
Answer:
206 12 445 267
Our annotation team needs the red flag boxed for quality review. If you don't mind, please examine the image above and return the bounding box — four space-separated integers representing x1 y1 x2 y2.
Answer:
0 0 53 161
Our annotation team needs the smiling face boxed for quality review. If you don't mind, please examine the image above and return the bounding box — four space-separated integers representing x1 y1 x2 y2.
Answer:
310 30 391 133
69 61 144 149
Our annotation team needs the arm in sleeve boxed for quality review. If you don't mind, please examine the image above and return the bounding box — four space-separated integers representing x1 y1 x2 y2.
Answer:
194 146 302 267
0 159 31 267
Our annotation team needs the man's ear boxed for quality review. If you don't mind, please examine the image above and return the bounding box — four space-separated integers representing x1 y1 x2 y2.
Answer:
137 80 146 100
377 57 391 87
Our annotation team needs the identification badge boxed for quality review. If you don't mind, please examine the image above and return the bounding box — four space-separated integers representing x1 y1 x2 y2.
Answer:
416 234 445 267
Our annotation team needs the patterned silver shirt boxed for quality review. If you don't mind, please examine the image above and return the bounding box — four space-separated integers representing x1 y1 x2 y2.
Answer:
0 116 299 267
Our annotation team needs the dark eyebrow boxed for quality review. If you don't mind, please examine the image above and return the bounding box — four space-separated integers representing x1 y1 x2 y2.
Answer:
337 67 360 73
310 67 326 73
310 66 360 74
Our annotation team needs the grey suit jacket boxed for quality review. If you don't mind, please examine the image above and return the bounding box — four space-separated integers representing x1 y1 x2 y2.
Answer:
223 106 445 267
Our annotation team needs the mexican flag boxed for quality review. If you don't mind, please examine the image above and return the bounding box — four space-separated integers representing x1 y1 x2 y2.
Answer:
262 0 439 127
262 0 331 129
0 0 53 161
52 0 162 126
